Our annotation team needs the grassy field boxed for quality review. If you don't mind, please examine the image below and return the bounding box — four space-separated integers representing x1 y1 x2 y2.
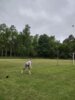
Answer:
0 59 75 100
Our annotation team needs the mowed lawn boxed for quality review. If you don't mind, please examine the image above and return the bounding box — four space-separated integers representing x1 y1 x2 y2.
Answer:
0 59 75 100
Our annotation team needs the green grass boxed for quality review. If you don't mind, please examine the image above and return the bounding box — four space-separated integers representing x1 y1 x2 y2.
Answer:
0 59 75 100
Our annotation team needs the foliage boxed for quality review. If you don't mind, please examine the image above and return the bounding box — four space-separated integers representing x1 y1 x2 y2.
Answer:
0 23 75 58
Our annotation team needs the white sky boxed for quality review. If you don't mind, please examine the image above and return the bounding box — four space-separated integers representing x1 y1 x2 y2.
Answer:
0 0 75 42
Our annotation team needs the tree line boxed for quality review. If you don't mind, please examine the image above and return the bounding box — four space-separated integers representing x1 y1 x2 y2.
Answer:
0 23 75 59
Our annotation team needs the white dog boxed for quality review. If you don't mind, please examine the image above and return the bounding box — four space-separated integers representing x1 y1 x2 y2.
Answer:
23 59 32 74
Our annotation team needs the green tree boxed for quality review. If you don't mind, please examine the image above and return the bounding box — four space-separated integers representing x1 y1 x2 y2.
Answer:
49 36 57 58
4 27 11 56
0 23 7 56
32 34 39 57
9 25 18 56
22 24 32 57
62 34 75 58
17 32 23 56
38 34 50 57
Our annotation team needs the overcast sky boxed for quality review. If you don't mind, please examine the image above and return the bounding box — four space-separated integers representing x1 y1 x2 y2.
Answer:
0 0 75 42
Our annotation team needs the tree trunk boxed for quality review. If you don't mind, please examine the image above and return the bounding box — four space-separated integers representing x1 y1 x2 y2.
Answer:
1 49 3 56
5 48 7 56
10 48 12 56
